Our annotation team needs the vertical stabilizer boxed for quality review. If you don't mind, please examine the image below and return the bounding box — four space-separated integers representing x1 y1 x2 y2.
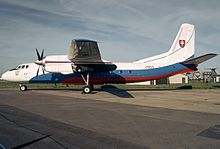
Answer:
134 23 195 65
167 23 195 64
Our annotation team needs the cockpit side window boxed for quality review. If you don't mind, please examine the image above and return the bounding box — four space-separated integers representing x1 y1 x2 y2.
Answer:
22 65 25 69
26 65 29 69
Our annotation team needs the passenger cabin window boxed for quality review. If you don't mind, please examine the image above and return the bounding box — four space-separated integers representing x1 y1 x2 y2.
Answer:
128 70 132 74
119 70 123 74
22 65 25 69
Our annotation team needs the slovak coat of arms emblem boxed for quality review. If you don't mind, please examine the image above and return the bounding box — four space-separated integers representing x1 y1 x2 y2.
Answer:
179 40 186 48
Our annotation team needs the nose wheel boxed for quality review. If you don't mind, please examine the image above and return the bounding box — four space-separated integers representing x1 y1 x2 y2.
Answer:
19 84 27 91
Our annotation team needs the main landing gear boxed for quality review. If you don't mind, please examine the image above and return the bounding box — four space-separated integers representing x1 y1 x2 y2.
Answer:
19 84 28 91
80 73 93 94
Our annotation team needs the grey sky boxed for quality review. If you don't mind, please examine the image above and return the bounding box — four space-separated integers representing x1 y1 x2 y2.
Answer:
0 0 219 74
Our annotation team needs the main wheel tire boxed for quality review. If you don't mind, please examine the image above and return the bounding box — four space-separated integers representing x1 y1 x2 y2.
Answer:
83 85 92 94
20 85 27 91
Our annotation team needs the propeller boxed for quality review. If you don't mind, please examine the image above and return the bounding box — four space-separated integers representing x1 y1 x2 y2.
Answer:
35 48 45 76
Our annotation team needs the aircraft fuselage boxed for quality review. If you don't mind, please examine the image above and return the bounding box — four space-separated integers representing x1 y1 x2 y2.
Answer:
1 58 196 85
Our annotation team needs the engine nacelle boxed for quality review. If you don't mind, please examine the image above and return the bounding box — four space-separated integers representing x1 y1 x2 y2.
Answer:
44 55 73 74
71 65 94 73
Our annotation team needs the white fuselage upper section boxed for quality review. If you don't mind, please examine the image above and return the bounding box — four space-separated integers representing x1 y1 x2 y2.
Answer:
1 55 161 82
44 55 161 74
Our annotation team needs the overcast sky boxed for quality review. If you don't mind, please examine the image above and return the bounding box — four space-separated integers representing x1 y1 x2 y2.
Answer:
0 0 219 74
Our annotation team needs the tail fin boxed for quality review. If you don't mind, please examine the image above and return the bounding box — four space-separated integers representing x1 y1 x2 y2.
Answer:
167 23 195 63
134 23 195 65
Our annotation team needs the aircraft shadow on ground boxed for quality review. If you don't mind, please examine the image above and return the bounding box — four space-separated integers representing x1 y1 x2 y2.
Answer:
197 124 220 140
30 87 134 98
98 88 134 98
29 84 192 98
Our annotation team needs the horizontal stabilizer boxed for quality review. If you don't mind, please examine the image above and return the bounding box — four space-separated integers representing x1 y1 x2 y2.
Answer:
181 53 217 65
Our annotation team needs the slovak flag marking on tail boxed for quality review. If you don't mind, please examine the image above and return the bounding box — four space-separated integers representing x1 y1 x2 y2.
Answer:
179 40 186 48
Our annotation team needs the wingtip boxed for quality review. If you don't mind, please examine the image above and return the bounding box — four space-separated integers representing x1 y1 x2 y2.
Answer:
181 53 217 65
207 53 218 57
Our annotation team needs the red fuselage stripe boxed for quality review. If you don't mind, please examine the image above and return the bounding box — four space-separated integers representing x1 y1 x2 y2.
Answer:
61 67 195 84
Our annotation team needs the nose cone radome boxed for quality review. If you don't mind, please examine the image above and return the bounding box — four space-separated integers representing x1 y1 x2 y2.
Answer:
1 71 11 81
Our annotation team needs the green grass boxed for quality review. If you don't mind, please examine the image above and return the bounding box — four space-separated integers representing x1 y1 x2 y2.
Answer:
0 81 219 89
0 81 83 89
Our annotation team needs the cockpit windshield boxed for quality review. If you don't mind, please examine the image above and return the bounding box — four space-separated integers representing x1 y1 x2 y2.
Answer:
9 68 17 71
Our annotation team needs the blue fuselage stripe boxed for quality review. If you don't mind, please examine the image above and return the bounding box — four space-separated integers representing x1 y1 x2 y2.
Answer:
29 63 195 84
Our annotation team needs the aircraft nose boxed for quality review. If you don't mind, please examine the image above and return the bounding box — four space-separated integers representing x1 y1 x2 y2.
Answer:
1 71 10 81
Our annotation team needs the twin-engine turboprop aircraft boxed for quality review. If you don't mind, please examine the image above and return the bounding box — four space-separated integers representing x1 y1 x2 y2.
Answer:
1 23 217 93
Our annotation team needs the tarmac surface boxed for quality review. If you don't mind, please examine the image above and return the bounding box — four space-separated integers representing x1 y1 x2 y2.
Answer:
0 88 220 149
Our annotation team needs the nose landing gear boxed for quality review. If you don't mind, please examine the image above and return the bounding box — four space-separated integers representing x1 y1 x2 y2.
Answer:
19 84 28 91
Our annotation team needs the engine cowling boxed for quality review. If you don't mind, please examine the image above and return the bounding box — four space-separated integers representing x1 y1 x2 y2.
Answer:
44 55 73 74
71 65 94 73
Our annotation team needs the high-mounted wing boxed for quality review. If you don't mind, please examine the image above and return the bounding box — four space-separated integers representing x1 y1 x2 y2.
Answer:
68 39 117 73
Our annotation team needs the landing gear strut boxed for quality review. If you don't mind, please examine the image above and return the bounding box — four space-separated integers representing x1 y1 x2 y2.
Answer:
81 73 93 94
19 84 27 91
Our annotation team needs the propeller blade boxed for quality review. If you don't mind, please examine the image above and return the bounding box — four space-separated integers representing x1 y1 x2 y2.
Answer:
41 66 45 74
40 49 44 60
36 66 40 76
36 48 41 61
